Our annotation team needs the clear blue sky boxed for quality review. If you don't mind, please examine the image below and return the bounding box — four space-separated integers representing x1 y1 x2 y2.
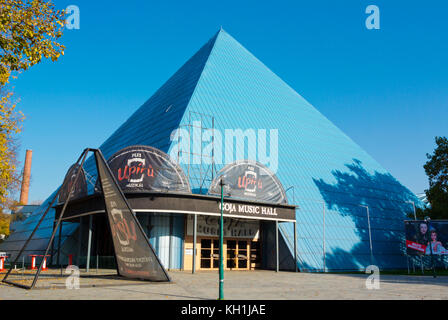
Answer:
10 0 448 203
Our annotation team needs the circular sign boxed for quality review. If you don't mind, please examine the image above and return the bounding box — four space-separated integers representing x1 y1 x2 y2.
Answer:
106 145 190 193
208 160 287 204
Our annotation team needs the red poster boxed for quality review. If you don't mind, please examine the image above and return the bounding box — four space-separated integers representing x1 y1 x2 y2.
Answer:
406 240 426 253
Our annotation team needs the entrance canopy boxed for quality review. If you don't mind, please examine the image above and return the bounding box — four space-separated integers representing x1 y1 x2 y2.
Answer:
54 192 297 222
55 147 296 223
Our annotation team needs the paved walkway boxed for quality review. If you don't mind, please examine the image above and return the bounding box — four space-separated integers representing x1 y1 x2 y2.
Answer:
0 270 447 300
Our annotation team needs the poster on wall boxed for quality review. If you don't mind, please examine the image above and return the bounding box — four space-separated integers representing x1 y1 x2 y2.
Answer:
59 164 87 203
405 220 448 255
186 215 260 239
105 145 190 193
95 151 170 281
208 160 288 204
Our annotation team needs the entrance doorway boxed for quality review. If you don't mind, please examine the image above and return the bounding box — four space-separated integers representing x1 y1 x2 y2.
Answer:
200 239 219 269
199 238 260 270
226 240 248 269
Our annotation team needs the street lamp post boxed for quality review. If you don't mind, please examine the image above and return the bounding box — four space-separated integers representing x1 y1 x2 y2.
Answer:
359 205 373 266
322 201 326 273
219 179 225 300
406 201 417 220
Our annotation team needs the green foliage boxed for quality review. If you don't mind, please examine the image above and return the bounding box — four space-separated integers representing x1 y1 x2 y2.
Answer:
406 207 427 220
0 0 66 86
0 0 65 210
423 136 448 219
0 212 10 237
0 91 23 209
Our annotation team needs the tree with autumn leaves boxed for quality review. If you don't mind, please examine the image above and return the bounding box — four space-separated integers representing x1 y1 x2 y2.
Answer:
0 0 65 228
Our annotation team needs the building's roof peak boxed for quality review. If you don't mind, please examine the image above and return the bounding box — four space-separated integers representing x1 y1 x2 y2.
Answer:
215 26 228 37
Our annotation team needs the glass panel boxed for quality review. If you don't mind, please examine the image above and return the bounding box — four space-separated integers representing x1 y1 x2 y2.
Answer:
238 258 247 269
201 259 211 268
227 259 236 268
201 239 211 248
226 249 235 259
212 240 219 268
251 241 260 250
250 241 261 263
201 239 212 264
250 241 261 264
238 241 247 248
238 241 248 269
201 249 211 258
227 240 236 269
227 240 236 249
213 240 220 258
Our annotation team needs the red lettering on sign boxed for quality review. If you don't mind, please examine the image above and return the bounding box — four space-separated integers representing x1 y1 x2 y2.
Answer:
237 175 262 191
117 165 155 181
111 218 138 243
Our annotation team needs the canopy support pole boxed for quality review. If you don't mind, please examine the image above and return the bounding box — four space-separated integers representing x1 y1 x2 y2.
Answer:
86 214 93 272
276 220 279 273
76 216 83 266
294 221 298 272
57 221 63 266
192 214 197 274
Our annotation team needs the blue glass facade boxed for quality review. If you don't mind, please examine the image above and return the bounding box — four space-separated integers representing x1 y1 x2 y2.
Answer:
1 190 79 265
0 29 422 271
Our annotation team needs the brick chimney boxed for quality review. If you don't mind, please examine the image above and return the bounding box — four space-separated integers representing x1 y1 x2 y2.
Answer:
19 149 32 205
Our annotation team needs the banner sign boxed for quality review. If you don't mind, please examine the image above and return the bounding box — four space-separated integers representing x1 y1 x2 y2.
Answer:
56 192 297 222
106 145 190 193
95 151 170 281
208 160 288 204
186 215 260 239
59 164 87 203
405 220 448 255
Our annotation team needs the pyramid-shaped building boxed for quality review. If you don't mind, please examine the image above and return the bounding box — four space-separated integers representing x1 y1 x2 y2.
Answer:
1 29 422 272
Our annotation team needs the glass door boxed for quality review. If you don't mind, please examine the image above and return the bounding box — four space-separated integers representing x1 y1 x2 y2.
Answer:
226 240 249 270
226 240 237 269
237 241 248 269
212 239 219 269
200 239 220 269
202 239 259 270
200 239 212 269
250 241 261 270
